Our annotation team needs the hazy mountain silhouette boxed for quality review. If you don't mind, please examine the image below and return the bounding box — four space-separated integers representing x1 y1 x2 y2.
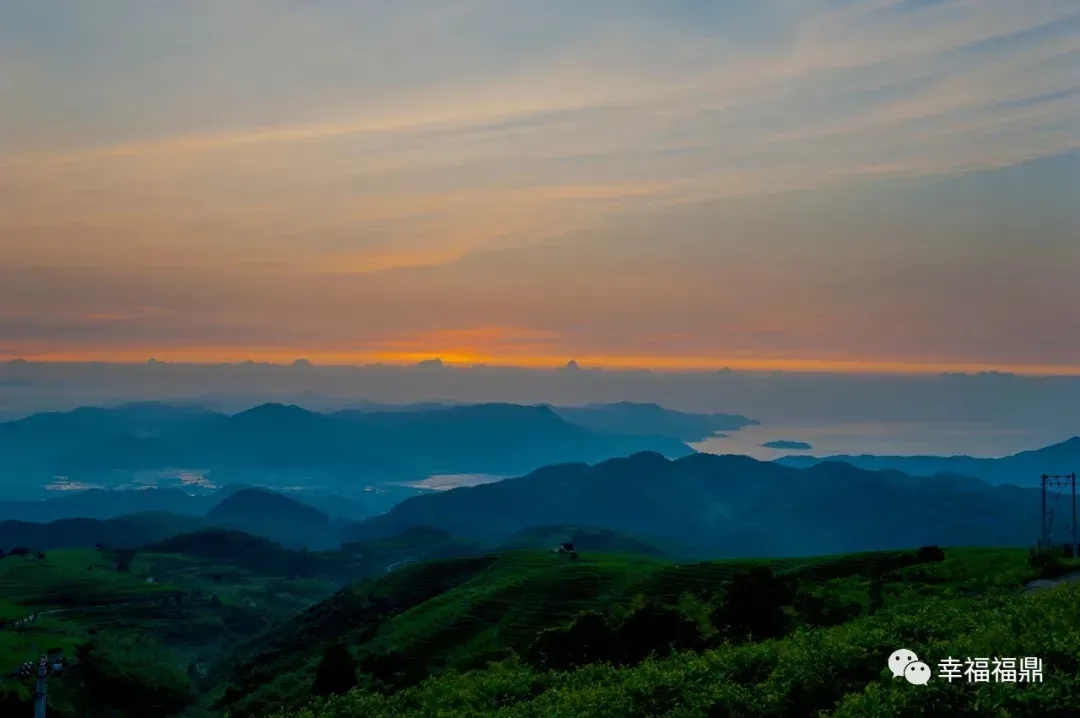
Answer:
0 401 699 494
206 488 338 549
763 440 812 450
0 403 217 468
0 481 382 549
331 403 693 475
0 512 206 552
776 436 1080 486
0 487 218 523
208 487 329 524
0 484 370 524
548 402 757 441
343 400 463 412
346 452 1040 557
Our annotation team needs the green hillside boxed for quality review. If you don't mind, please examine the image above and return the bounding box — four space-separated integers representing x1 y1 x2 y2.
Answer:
3 537 1076 717
0 544 342 716
0 525 491 716
211 545 1071 718
495 525 677 558
271 575 1080 717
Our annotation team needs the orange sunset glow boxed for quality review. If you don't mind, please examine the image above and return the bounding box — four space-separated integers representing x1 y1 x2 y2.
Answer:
1 1 1078 375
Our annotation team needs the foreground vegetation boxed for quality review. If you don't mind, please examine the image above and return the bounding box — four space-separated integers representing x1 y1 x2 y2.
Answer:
1 533 1075 717
0 541 343 716
216 546 1077 718
269 578 1080 717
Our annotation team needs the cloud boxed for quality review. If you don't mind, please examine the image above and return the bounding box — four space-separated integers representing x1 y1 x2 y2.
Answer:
0 0 1077 370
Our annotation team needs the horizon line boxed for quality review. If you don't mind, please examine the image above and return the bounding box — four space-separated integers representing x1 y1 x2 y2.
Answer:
4 353 1080 378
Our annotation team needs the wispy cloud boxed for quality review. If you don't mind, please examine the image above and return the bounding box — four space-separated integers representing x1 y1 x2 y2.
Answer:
0 0 1077 370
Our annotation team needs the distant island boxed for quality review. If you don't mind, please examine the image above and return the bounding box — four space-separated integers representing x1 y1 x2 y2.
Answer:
762 440 812 450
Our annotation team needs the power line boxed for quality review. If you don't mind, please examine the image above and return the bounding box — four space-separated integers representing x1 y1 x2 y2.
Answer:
1041 473 1078 556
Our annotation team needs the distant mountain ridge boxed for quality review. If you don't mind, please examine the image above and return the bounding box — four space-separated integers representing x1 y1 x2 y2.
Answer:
329 402 693 475
0 487 349 551
0 512 207 552
347 451 1042 557
0 449 1054 559
776 436 1080 486
548 402 757 441
0 401 708 494
0 483 372 524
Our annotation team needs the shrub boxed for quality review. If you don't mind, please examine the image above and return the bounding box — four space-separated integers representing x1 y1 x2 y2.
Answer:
616 601 703 664
867 576 884 616
712 566 795 641
1027 546 1066 579
915 545 946 563
272 581 1080 718
312 643 358 698
528 601 706 671
115 548 137 572
796 591 862 628
527 610 615 670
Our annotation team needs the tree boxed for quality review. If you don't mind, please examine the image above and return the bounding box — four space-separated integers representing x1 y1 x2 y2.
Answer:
713 567 795 641
115 549 136 572
1028 546 1065 579
527 611 615 670
615 600 702 664
867 576 884 616
916 545 946 563
311 642 358 697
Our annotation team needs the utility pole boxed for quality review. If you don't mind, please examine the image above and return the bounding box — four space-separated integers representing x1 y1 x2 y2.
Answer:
33 656 47 718
1041 474 1078 556
1041 474 1048 549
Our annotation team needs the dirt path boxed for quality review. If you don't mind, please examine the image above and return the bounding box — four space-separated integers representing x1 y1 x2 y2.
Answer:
1025 570 1080 593
384 557 416 573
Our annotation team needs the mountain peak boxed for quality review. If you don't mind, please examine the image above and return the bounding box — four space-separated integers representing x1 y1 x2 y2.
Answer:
232 403 315 420
444 403 562 422
1030 436 1080 459
594 450 671 472
208 488 329 527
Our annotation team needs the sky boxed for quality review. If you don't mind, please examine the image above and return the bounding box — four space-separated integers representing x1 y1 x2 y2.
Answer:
2 0 1079 373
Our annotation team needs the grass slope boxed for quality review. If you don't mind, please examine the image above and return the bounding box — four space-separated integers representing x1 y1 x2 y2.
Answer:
214 546 1063 717
0 544 344 716
274 576 1080 717
495 525 676 558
